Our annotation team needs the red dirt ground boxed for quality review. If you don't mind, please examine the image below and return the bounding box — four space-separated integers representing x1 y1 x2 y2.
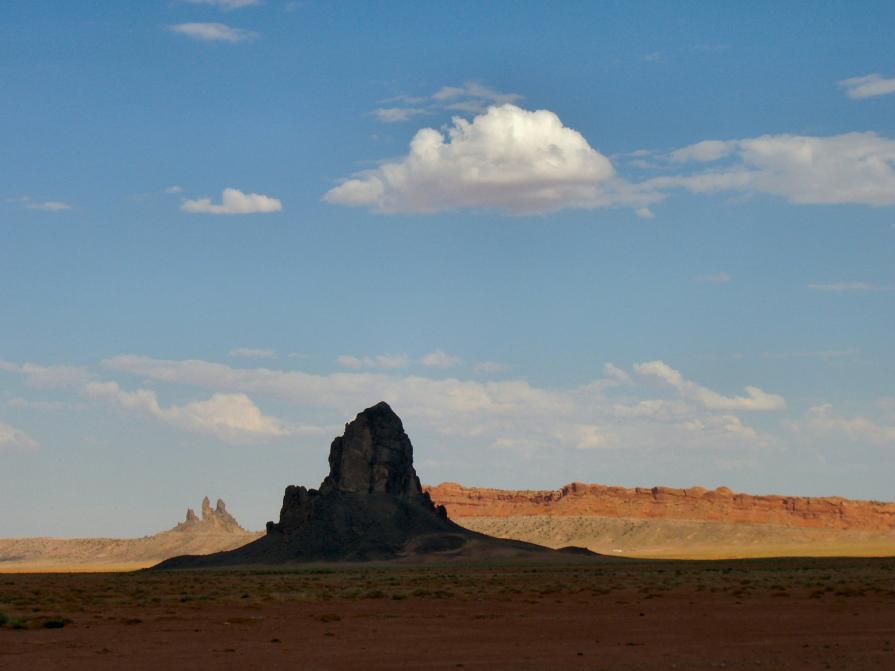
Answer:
1 558 893 670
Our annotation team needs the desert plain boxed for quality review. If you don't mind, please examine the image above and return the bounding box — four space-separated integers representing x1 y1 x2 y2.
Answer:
1 558 894 670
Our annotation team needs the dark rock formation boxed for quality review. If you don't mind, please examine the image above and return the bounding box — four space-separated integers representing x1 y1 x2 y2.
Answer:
156 402 591 568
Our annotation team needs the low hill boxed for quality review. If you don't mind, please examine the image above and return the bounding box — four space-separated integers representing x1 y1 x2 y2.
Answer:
0 497 262 573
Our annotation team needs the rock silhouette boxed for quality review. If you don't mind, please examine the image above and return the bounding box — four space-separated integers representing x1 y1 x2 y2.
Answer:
155 402 588 568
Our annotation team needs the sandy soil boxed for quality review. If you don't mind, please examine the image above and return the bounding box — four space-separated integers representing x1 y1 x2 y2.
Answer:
0 531 263 573
458 515 895 559
1 558 893 670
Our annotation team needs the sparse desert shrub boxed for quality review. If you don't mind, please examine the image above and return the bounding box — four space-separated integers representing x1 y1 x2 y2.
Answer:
42 617 71 629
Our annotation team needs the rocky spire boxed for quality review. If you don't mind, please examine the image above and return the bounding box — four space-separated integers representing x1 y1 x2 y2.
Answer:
319 401 422 498
201 496 213 519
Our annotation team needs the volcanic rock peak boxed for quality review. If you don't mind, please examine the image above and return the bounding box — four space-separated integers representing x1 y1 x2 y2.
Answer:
319 401 422 498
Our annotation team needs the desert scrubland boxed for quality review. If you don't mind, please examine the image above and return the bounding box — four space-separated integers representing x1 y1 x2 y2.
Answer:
1 559 894 670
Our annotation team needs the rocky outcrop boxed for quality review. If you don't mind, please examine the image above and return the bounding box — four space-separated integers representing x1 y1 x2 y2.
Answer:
155 402 587 568
426 482 895 532
0 498 261 571
171 496 245 534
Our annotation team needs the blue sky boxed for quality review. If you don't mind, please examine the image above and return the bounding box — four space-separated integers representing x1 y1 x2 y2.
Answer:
2 1 894 536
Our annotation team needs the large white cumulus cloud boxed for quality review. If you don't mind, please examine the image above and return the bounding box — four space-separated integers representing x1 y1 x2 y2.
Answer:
325 104 636 214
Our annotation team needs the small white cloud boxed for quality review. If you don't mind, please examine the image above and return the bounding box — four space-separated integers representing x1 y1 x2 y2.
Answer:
164 185 184 194
180 0 261 10
229 347 276 359
634 207 655 219
420 350 461 369
181 188 282 214
696 272 731 284
668 140 735 163
27 200 72 211
168 22 258 43
642 52 662 63
372 107 427 123
838 73 895 100
336 354 410 370
0 422 39 451
325 104 640 215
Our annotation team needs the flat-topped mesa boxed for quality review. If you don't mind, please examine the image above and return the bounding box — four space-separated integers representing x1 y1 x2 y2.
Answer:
425 482 895 532
319 401 422 498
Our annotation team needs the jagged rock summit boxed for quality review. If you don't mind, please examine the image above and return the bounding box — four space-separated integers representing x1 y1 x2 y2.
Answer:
155 402 591 568
171 496 245 534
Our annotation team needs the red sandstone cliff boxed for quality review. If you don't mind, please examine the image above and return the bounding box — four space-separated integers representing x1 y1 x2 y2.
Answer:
425 482 895 532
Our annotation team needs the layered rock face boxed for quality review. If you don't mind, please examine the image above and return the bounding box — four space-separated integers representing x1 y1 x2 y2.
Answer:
156 402 571 568
426 482 895 532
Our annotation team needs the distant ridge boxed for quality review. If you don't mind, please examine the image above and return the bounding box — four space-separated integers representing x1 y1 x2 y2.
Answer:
426 482 895 531
0 496 260 573
426 482 895 559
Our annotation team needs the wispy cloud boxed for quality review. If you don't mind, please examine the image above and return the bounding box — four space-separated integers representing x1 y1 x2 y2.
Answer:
373 81 523 123
168 22 258 43
808 282 895 292
83 381 295 444
420 350 461 369
180 0 262 10
164 185 184 194
182 188 282 214
761 348 859 360
634 360 785 411
6 196 71 211
0 422 39 451
0 361 91 389
652 132 895 207
696 272 731 285
472 361 509 375
792 403 895 446
336 354 411 370
101 354 784 455
229 347 277 359
838 73 895 100
634 207 655 219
